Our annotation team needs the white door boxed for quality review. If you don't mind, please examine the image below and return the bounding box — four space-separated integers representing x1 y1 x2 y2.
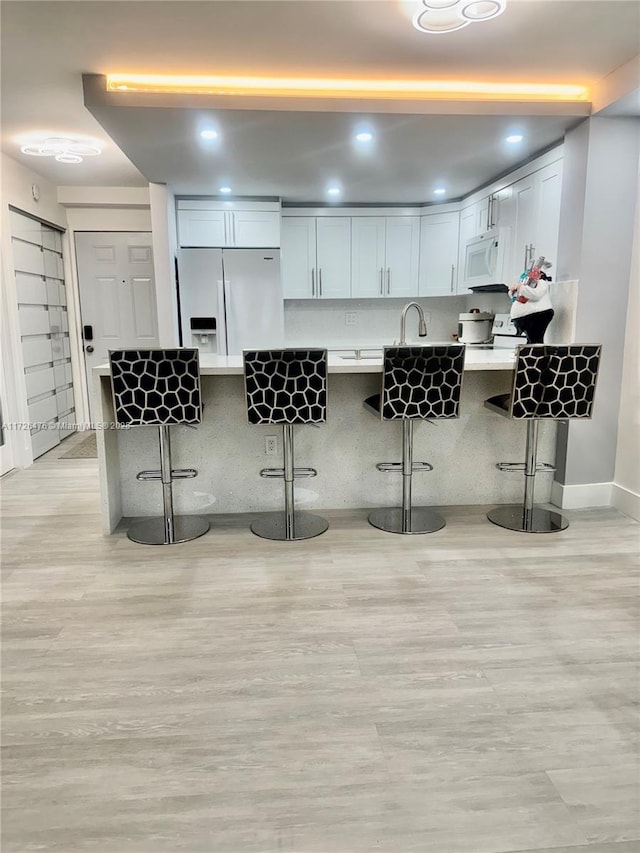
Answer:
75 232 158 421
419 213 459 297
385 217 420 297
281 218 316 298
316 217 351 298
351 217 386 298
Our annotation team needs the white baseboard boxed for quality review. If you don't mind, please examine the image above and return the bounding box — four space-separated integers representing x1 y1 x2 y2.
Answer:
610 483 640 522
551 480 613 509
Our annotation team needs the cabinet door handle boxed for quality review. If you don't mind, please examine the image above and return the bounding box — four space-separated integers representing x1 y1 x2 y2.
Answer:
311 268 315 297
486 198 491 231
387 268 391 295
232 213 236 244
379 268 384 295
319 268 323 297
450 264 455 293
523 244 529 272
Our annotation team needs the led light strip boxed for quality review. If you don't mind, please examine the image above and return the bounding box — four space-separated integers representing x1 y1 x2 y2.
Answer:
106 74 589 103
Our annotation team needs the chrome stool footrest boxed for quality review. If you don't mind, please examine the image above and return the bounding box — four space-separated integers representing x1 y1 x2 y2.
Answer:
496 462 556 473
259 467 317 479
376 461 433 473
136 468 198 481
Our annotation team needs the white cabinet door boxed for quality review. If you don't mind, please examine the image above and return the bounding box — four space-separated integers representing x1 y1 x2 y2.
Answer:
385 216 419 297
419 212 459 296
177 210 227 247
281 218 316 298
536 160 563 271
316 218 351 299
231 211 280 248
510 172 538 281
456 203 480 294
351 217 386 298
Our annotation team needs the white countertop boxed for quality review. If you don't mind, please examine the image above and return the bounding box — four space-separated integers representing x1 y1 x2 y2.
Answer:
94 347 516 377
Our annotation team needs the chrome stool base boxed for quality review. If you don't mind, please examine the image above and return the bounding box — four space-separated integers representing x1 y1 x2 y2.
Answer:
487 505 569 534
368 506 446 535
127 515 210 545
250 511 328 541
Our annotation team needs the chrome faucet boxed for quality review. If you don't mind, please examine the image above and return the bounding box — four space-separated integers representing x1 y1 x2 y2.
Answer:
399 302 428 344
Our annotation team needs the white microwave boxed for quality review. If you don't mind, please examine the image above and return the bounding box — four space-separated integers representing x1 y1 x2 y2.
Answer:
463 227 511 289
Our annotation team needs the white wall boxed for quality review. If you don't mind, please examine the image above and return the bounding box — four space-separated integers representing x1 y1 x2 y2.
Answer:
613 161 640 520
0 153 70 467
553 117 640 508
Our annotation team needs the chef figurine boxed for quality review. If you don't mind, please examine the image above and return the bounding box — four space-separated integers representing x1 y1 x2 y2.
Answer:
509 255 554 344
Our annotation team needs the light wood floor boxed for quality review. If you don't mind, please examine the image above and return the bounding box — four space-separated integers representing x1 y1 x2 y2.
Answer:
2 432 639 853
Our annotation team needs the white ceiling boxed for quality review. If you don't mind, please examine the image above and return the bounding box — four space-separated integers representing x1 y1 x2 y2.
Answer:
2 1 639 203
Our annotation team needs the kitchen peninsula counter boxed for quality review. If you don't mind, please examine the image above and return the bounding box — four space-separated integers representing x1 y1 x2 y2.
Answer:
93 347 558 535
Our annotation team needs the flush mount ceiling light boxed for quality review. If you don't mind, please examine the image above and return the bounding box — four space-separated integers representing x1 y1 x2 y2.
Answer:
219 186 232 194
200 129 218 140
106 73 588 104
19 135 102 163
505 133 524 143
327 186 342 196
413 0 506 34
433 187 447 195
355 131 374 143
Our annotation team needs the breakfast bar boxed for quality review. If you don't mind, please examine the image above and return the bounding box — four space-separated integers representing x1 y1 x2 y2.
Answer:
93 348 559 535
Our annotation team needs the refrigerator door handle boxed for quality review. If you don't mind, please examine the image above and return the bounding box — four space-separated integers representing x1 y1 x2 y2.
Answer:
217 277 229 355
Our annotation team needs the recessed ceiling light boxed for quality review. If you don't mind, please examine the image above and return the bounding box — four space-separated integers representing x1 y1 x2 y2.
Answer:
434 187 447 195
327 186 341 196
355 131 373 143
219 186 232 194
505 134 524 143
200 129 218 140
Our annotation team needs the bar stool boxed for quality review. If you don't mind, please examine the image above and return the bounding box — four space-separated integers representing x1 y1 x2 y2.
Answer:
109 348 210 545
243 348 329 541
364 344 466 534
485 343 601 533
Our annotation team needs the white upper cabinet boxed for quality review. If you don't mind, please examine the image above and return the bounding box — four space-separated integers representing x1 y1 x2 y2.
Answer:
501 159 564 284
351 217 387 298
281 216 351 299
351 216 419 298
177 200 280 248
418 212 460 297
456 203 480 295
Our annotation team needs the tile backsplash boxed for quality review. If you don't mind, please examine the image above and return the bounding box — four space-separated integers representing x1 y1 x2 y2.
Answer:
284 285 577 348
284 294 511 347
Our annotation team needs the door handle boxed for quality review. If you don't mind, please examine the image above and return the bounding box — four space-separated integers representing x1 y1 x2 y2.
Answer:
386 268 391 295
311 268 315 297
319 268 323 297
379 268 383 295
85 345 94 354
450 264 455 293
83 324 93 341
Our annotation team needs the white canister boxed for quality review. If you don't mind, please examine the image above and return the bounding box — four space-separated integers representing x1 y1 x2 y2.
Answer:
458 312 495 344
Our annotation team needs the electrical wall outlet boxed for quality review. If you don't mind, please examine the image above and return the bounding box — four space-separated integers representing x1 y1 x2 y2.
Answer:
265 435 278 455
345 312 357 326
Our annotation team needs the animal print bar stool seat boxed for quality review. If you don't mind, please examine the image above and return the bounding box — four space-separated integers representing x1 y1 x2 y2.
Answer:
485 343 601 533
243 349 328 541
109 348 210 545
364 344 466 535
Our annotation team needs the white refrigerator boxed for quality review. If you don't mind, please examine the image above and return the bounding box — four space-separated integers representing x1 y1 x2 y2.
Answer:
177 248 285 355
